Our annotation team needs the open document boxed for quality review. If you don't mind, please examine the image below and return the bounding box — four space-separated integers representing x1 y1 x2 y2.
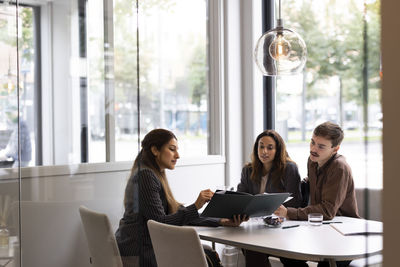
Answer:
201 190 291 218
331 219 383 235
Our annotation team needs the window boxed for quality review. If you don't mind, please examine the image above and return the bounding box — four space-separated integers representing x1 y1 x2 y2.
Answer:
275 0 382 189
0 0 222 167
111 0 211 161
0 4 37 167
63 0 215 165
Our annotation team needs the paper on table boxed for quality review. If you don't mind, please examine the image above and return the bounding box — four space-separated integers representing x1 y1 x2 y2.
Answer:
331 220 383 235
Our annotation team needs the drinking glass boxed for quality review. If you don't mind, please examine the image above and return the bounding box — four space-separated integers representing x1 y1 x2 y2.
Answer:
308 213 323 226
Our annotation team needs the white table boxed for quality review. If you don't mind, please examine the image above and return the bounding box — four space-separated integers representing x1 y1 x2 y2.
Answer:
194 217 382 267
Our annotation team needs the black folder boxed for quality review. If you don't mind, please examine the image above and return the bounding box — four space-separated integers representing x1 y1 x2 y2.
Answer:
201 191 290 218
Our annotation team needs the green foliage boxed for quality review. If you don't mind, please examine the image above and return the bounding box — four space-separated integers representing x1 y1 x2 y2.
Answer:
20 7 34 62
140 0 176 15
113 0 158 108
0 6 33 62
188 44 207 107
282 0 381 105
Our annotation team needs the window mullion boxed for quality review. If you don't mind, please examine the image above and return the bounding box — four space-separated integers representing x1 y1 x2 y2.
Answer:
104 0 115 162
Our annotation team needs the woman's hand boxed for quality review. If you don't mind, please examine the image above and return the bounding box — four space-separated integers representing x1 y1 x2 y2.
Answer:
274 205 288 218
194 189 214 210
219 215 249 227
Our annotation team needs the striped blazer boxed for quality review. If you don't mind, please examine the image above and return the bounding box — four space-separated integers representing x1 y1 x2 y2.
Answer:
115 168 219 266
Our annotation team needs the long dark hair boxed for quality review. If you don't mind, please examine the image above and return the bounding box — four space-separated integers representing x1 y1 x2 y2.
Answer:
249 130 293 184
128 128 181 213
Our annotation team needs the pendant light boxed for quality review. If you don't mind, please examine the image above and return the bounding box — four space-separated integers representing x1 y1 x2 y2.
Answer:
254 0 307 76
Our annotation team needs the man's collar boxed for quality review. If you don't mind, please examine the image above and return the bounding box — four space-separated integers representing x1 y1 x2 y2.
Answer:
310 153 339 171
319 153 339 171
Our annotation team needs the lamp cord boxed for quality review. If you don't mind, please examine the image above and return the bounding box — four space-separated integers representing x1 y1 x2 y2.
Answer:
278 0 282 20
276 0 283 28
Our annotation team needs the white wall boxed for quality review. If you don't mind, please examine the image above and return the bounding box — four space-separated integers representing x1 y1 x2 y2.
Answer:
223 0 244 188
0 158 225 267
0 163 127 267
241 0 264 163
223 0 264 188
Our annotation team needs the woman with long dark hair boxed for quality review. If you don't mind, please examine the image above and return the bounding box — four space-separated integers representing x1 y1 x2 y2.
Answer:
237 129 303 267
115 128 247 267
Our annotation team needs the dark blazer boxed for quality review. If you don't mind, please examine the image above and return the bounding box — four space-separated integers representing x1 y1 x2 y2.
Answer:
237 161 303 208
115 168 219 267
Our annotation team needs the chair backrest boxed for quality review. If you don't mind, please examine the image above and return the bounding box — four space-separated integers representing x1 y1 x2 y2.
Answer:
355 188 382 221
147 220 208 267
79 206 123 267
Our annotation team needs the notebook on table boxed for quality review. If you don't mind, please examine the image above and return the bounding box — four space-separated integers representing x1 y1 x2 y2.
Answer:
331 219 383 236
201 190 291 218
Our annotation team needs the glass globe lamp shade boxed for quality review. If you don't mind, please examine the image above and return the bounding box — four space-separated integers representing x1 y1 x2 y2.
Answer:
254 27 307 76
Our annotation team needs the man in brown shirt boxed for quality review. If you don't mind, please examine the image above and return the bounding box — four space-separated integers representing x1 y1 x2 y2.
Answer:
275 121 359 267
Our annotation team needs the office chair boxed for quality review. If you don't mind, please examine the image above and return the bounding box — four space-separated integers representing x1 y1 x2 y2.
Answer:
147 220 208 267
79 206 123 267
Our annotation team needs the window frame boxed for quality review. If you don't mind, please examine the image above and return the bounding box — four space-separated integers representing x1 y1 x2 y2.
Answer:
36 0 227 167
208 0 225 156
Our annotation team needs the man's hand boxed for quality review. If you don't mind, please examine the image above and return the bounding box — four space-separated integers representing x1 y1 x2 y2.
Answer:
219 215 249 227
194 189 214 210
274 205 288 218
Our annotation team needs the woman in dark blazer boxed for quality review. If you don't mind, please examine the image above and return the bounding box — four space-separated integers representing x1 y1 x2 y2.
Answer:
237 129 303 267
115 128 247 267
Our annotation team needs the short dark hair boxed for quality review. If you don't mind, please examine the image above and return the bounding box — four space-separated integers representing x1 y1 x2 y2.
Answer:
313 121 344 147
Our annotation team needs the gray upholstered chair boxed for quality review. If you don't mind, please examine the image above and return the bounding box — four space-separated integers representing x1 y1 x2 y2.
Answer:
79 206 123 267
147 220 208 267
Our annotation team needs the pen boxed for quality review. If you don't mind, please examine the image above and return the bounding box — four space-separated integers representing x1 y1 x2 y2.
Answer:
282 225 300 229
322 221 343 224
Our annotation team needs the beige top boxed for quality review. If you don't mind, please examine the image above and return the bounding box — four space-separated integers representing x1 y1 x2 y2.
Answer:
259 173 269 194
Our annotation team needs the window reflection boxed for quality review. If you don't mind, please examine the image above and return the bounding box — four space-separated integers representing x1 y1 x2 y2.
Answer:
0 4 35 168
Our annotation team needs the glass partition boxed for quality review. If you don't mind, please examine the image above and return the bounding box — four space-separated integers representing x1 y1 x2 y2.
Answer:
0 0 212 167
1 0 216 266
0 1 24 266
0 4 35 168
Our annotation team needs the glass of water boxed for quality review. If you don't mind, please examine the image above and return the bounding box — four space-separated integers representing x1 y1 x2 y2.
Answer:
308 213 323 226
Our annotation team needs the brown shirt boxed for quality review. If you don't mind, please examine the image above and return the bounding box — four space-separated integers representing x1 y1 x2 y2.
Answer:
287 153 360 220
